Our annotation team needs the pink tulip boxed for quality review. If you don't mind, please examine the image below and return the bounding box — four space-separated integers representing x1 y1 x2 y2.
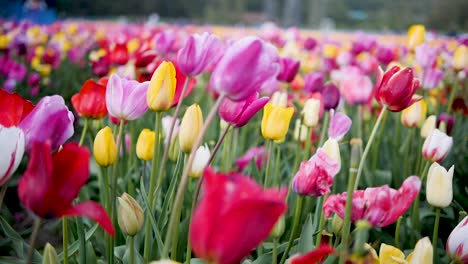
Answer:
190 167 287 264
292 149 339 196
209 36 280 101
177 32 223 77
446 216 468 263
276 56 300 83
376 45 395 65
105 74 149 121
328 109 352 141
422 129 453 162
304 72 324 93
219 92 269 127
338 68 373 105
323 176 421 227
154 30 176 58
236 146 267 171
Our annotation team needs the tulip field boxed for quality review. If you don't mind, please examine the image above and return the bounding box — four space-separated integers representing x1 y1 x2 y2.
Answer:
1 20 468 264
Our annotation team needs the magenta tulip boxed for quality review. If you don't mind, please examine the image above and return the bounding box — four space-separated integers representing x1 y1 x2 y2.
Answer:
219 92 269 127
235 146 267 171
276 56 300 83
304 72 324 93
209 36 280 101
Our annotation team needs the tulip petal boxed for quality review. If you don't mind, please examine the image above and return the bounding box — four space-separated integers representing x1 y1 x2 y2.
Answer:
328 110 352 141
236 96 269 127
62 201 115 235
290 244 335 264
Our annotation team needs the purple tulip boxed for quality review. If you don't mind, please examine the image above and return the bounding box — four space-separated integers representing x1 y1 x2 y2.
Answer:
177 32 223 77
415 44 439 68
154 30 176 58
3 79 17 92
276 56 300 83
28 73 41 87
421 68 444 90
105 74 149 121
219 92 269 127
209 37 280 101
304 72 324 93
19 95 74 150
322 83 340 110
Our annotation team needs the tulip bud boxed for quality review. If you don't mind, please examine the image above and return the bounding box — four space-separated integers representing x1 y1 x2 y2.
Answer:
408 237 433 264
302 98 321 127
179 104 203 153
322 138 341 170
190 145 210 178
117 193 144 236
147 61 177 112
270 91 288 107
261 103 294 141
426 162 454 208
446 216 468 263
407 24 425 50
42 243 59 264
401 98 427 128
331 214 343 235
420 115 436 138
168 135 180 162
453 45 468 71
270 216 285 238
93 126 118 167
293 119 308 142
422 129 453 162
136 129 156 161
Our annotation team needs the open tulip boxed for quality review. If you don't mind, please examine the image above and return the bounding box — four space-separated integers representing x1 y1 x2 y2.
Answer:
276 56 300 82
147 61 177 112
401 97 427 127
426 162 454 208
177 32 223 77
261 103 294 141
190 167 287 264
323 176 421 227
422 129 453 162
18 142 114 234
94 126 118 167
219 92 269 127
407 24 425 50
0 125 25 185
117 193 144 236
453 45 468 71
375 66 421 112
189 145 211 178
106 74 149 120
0 89 34 127
447 216 468 263
209 36 280 101
136 129 156 161
19 95 74 150
179 104 203 153
71 79 107 119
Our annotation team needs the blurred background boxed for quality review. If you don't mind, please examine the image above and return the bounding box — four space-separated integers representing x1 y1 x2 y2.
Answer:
1 0 467 33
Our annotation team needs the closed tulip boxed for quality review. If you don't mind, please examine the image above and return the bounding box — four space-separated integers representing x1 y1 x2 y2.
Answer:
190 145 211 178
276 56 300 83
422 129 453 162
94 127 118 167
136 129 156 161
71 79 107 119
261 103 294 141
322 83 340 110
270 91 288 107
179 104 203 153
218 92 269 128
302 98 321 127
117 193 144 236
147 61 177 112
42 243 59 264
106 74 149 120
446 216 468 264
401 97 427 127
407 24 425 50
426 162 454 208
420 115 436 138
453 45 468 71
0 125 25 185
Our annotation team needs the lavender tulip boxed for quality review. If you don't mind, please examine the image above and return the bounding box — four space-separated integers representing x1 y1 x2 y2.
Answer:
209 36 280 101
421 68 444 90
106 74 149 121
19 95 74 150
177 32 223 77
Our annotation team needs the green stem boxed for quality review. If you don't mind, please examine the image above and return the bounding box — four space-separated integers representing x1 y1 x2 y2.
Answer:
315 195 327 247
78 118 89 146
130 236 135 264
412 161 430 234
318 111 330 148
221 128 232 171
432 208 441 262
272 238 279 264
402 129 415 184
303 126 313 160
446 78 458 115
26 218 41 264
273 143 282 186
144 112 162 262
353 106 387 190
356 105 363 140
102 167 112 262
263 140 273 186
76 218 86 264
279 195 304 264
395 217 402 248
0 182 8 211
162 94 226 259
62 218 69 264
370 112 387 185
293 119 304 172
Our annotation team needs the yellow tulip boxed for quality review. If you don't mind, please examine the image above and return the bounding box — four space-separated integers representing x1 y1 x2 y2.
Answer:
117 193 144 236
407 24 425 50
93 126 118 167
0 35 10 50
261 103 294 141
453 45 468 71
401 98 427 128
179 104 203 153
136 129 156 161
147 61 177 112
379 243 406 264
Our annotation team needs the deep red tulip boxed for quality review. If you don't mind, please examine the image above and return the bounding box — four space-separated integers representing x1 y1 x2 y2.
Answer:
290 244 335 264
18 142 114 235
0 89 34 127
323 176 421 227
110 42 129 65
375 66 421 112
71 79 107 119
219 92 269 127
190 167 287 264
322 83 340 110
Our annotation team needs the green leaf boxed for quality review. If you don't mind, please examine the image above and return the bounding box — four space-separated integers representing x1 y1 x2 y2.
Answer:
0 216 41 262
139 178 164 257
57 223 99 260
297 213 315 254
252 252 272 264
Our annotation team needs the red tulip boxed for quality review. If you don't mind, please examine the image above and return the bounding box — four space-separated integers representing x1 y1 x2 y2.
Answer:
289 244 335 264
71 79 107 120
375 66 421 112
18 142 115 235
0 89 34 127
110 42 129 65
190 167 287 264
323 176 421 227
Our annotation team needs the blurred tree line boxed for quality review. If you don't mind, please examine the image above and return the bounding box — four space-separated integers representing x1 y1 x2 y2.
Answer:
4 0 468 32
